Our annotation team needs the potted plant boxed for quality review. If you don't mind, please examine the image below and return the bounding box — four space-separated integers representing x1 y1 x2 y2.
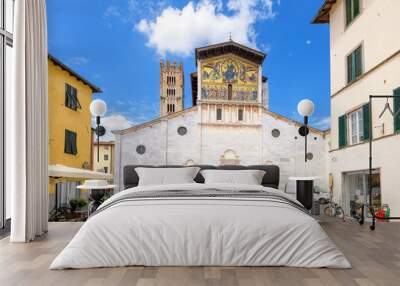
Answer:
69 198 88 214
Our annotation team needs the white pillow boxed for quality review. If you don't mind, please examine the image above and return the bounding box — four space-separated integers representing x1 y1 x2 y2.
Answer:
135 167 200 186
200 169 266 185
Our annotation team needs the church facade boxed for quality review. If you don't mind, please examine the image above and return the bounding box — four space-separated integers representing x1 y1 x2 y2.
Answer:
113 41 329 192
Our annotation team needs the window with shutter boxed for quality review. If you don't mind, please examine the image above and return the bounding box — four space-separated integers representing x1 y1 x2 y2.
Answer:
348 108 364 145
338 115 347 148
64 129 77 155
65 83 81 110
354 46 362 78
346 0 360 26
394 88 400 133
347 45 363 84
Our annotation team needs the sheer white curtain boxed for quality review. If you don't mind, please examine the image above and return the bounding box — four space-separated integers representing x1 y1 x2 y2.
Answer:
8 0 48 242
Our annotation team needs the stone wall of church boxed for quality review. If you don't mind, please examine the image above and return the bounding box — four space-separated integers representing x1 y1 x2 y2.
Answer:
261 112 328 192
199 124 262 166
114 110 199 189
114 109 328 193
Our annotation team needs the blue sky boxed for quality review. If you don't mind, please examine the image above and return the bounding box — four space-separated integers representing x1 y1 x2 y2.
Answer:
47 0 331 137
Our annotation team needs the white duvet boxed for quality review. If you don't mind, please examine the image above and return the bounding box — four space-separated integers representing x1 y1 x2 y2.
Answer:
50 183 351 269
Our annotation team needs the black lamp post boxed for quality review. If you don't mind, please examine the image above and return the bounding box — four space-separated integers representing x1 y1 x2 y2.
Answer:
297 99 315 162
358 94 400 231
90 99 107 162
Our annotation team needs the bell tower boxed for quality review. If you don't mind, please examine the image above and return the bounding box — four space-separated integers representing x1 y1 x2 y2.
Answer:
160 60 184 116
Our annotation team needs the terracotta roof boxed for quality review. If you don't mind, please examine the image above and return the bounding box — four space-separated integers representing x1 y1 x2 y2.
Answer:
195 40 266 66
312 0 337 24
48 54 102 93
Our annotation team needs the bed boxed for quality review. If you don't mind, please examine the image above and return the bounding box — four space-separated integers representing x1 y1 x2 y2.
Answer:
50 165 350 269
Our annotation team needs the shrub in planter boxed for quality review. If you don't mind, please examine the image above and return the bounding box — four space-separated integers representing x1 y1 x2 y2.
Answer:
69 198 88 213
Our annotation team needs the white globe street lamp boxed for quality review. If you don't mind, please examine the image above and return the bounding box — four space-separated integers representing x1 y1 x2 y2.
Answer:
297 99 315 117
90 99 107 117
90 99 107 162
297 99 315 162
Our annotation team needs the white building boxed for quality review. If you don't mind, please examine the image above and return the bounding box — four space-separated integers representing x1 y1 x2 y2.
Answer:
113 41 328 192
313 0 400 216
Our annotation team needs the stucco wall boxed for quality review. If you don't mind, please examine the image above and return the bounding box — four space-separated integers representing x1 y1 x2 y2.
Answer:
48 60 94 169
329 0 400 94
331 54 400 150
328 0 400 216
93 144 114 174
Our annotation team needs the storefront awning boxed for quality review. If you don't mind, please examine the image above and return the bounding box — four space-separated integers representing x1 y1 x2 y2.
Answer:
48 164 113 180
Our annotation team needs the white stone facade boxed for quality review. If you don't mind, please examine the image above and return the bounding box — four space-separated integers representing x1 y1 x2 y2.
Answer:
114 107 328 193
114 41 328 194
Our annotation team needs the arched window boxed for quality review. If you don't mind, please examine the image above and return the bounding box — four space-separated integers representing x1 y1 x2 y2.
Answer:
220 149 240 165
228 84 232 100
184 159 195 166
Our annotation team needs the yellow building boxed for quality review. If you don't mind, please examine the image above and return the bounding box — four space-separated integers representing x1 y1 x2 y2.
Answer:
92 141 115 174
48 54 103 215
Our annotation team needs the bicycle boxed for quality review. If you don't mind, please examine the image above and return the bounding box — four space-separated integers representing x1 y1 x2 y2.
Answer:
324 200 345 221
324 174 345 221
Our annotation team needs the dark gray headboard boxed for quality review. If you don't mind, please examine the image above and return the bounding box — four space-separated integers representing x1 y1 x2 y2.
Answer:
123 165 280 190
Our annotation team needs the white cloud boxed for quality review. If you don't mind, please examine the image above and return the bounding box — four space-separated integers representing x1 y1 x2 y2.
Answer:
93 114 133 141
128 0 170 18
104 1 170 23
306 40 311 45
70 56 89 65
104 6 122 18
136 0 279 57
260 43 271 53
312 116 331 130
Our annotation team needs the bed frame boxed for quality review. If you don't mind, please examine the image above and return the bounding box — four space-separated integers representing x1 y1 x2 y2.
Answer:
123 165 280 190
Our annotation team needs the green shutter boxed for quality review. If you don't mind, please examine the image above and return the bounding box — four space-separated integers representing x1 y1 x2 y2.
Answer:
346 0 360 25
363 103 370 140
346 0 352 25
347 54 353 83
71 132 77 155
65 84 70 108
347 46 363 83
353 0 360 18
64 130 70 154
351 52 356 81
394 88 400 133
339 115 347 148
64 130 77 154
355 46 362 78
